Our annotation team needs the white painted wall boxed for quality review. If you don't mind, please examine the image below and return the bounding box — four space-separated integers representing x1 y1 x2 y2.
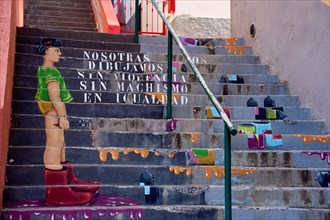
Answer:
175 0 230 18
231 0 330 132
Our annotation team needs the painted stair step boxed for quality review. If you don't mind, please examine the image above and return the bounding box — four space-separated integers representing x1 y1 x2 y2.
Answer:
24 10 94 20
1 205 329 220
3 185 329 208
8 129 172 148
11 100 164 117
147 53 259 64
10 105 310 124
24 1 93 9
140 44 253 56
7 146 330 168
24 15 95 24
16 44 146 62
171 106 310 120
13 76 289 96
138 35 246 47
25 0 91 3
24 19 97 29
10 116 323 135
4 165 328 187
16 44 139 57
140 44 210 55
11 94 301 111
25 25 97 32
14 53 268 74
14 65 279 84
16 43 258 64
8 128 330 150
17 27 134 43
24 5 94 14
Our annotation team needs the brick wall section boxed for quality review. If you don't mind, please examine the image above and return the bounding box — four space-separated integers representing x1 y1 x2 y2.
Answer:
0 0 17 210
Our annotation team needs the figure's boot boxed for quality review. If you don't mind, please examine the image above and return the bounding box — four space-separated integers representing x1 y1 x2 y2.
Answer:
62 161 101 194
44 168 93 206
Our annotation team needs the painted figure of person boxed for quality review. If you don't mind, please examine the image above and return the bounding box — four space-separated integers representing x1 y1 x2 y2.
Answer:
35 38 100 206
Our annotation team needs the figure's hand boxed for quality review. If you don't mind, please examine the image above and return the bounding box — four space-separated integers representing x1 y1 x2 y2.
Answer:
59 116 70 130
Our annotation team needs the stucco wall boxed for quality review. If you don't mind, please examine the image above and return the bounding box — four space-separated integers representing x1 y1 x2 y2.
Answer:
171 16 231 38
231 1 330 132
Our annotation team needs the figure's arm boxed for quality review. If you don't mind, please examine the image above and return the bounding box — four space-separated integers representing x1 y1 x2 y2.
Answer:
48 81 69 130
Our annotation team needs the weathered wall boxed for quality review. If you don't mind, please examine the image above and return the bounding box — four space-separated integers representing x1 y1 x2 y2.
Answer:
231 1 330 132
171 16 231 38
0 0 18 210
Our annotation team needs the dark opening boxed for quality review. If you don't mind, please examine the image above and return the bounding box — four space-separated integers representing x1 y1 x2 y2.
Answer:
250 24 256 38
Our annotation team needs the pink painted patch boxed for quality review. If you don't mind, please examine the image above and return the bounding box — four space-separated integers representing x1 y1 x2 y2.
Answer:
4 194 143 220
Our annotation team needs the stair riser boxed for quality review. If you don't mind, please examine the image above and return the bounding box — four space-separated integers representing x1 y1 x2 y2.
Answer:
24 10 94 19
140 45 253 56
9 127 328 150
13 76 289 96
205 186 330 208
16 44 258 64
24 20 96 29
3 186 329 208
17 27 135 43
9 129 172 148
15 54 268 74
24 15 95 24
24 1 93 9
25 5 93 14
2 208 329 220
10 106 311 122
5 166 326 187
25 0 91 3
139 35 245 46
8 147 329 168
148 53 259 64
11 115 324 136
14 64 278 85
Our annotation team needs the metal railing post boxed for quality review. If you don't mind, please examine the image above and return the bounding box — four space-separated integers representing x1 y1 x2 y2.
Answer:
134 0 139 43
224 123 232 220
166 32 173 119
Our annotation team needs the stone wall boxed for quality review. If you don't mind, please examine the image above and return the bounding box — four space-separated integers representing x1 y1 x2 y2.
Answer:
231 1 330 132
171 15 231 38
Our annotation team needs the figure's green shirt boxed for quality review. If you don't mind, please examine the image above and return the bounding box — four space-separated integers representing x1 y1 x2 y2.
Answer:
34 67 73 102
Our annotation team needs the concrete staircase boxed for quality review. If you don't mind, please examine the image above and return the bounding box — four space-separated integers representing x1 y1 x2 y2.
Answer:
1 1 330 220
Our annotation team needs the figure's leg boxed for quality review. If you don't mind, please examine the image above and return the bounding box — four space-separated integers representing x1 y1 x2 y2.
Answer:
44 109 64 170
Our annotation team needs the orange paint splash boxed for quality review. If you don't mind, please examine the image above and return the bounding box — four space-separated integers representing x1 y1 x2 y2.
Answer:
98 148 151 161
169 166 256 179
168 153 175 158
224 38 238 46
191 133 199 144
169 166 193 176
224 46 249 55
292 134 330 144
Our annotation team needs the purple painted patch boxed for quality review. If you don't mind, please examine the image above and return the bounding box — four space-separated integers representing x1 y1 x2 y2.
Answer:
302 151 330 165
4 194 143 220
